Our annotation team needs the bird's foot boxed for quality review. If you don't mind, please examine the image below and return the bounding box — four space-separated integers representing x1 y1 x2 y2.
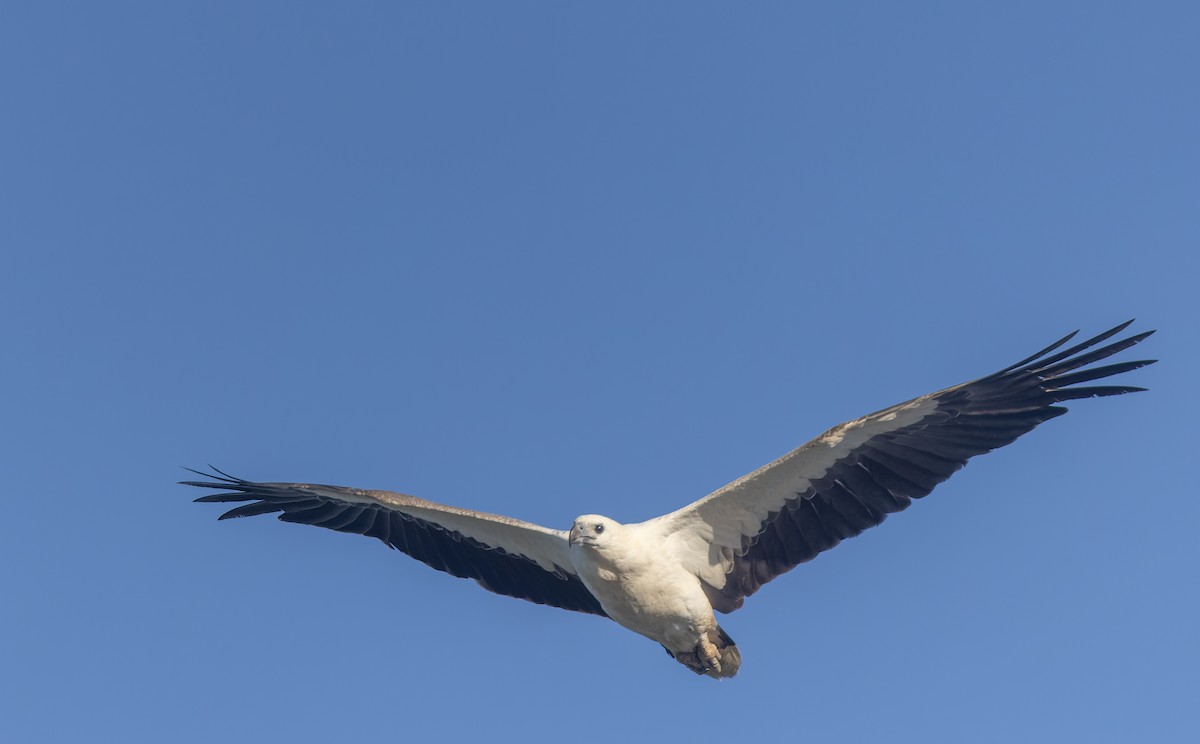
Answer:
696 636 722 675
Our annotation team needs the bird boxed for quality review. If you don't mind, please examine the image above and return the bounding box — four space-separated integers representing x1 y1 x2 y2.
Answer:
186 321 1154 679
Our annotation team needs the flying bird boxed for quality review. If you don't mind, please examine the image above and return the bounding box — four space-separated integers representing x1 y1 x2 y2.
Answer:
186 321 1154 678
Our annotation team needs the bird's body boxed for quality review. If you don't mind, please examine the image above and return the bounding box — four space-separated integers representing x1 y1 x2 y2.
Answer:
187 322 1155 679
568 517 739 676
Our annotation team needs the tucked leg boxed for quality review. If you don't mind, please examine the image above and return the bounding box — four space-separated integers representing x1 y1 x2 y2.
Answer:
696 635 722 675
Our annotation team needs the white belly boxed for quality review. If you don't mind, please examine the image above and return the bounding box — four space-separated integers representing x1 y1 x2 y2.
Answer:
574 557 717 653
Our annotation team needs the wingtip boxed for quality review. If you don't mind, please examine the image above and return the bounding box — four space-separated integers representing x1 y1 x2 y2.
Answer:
180 465 245 486
179 465 210 483
1108 320 1156 343
206 464 242 481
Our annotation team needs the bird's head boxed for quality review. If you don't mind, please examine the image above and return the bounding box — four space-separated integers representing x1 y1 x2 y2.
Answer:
569 515 620 550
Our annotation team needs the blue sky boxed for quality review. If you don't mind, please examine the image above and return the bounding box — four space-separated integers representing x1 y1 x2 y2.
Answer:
2 3 1197 742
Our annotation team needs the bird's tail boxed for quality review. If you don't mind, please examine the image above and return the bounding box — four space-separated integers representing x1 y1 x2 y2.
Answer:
710 625 742 679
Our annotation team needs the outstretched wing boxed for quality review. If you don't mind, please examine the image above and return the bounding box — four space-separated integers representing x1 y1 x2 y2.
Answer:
655 321 1155 612
185 470 606 616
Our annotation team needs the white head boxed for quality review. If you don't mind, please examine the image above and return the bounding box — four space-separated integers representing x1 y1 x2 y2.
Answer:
568 514 621 550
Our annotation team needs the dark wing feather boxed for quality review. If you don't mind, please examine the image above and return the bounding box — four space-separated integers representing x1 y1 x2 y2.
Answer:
185 470 606 617
662 322 1155 612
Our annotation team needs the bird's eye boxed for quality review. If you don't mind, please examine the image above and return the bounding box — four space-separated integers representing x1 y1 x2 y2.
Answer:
595 524 605 534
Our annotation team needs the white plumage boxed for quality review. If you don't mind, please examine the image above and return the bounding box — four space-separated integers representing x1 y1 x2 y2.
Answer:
188 322 1154 678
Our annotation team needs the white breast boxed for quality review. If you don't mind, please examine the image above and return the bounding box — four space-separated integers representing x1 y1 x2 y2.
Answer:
570 522 717 653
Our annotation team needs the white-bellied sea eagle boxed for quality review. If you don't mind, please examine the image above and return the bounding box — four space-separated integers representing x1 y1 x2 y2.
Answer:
186 321 1154 678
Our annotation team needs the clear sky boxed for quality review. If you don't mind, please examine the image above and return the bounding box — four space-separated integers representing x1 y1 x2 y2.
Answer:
2 3 1197 742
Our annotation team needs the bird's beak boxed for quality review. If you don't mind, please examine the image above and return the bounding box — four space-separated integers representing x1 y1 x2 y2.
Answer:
568 524 580 546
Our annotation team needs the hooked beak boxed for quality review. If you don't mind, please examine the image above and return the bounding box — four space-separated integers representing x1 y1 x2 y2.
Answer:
568 523 580 546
